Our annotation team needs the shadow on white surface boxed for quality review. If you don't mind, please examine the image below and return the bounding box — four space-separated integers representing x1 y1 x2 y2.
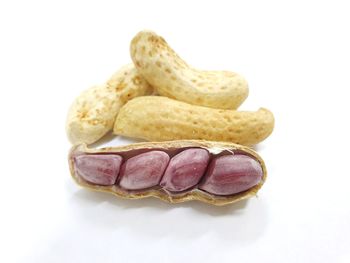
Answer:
89 133 146 149
251 144 265 152
67 185 268 243
89 132 118 148
72 188 249 216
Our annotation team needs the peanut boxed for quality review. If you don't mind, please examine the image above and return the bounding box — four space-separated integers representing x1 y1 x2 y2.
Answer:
199 154 263 195
66 64 153 145
118 151 170 190
74 154 122 185
69 140 267 206
130 30 249 109
160 149 210 192
113 96 274 146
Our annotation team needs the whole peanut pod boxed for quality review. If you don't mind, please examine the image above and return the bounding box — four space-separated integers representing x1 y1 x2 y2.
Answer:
69 140 267 206
113 96 274 146
66 64 153 145
130 30 249 109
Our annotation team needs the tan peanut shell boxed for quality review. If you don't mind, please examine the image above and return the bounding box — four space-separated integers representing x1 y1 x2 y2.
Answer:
130 30 249 109
69 140 267 206
113 96 274 146
66 64 153 145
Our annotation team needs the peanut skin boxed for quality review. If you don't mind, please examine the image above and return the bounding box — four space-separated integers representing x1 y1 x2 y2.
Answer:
66 64 153 145
74 154 122 185
113 96 274 146
118 151 170 190
130 30 249 109
160 148 210 192
69 140 267 206
199 154 263 195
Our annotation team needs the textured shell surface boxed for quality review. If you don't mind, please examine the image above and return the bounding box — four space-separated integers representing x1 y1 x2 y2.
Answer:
113 96 274 146
130 30 249 109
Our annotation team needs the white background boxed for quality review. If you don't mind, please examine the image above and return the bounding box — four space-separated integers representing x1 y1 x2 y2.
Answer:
0 0 349 262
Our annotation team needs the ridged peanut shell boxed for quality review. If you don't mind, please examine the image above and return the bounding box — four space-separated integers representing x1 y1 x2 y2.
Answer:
130 30 248 109
113 96 274 146
66 64 153 145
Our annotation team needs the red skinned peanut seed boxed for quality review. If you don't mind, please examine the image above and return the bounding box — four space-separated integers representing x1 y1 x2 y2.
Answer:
74 154 122 185
199 154 263 195
160 148 210 192
119 151 169 190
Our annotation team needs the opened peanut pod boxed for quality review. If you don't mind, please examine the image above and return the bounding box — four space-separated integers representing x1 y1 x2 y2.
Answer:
66 30 275 206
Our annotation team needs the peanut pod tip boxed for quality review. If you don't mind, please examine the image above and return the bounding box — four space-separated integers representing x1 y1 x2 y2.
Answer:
69 140 267 206
66 64 153 145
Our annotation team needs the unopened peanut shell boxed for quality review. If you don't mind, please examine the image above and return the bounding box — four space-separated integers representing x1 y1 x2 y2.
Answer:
66 64 153 145
113 96 274 146
130 30 249 109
